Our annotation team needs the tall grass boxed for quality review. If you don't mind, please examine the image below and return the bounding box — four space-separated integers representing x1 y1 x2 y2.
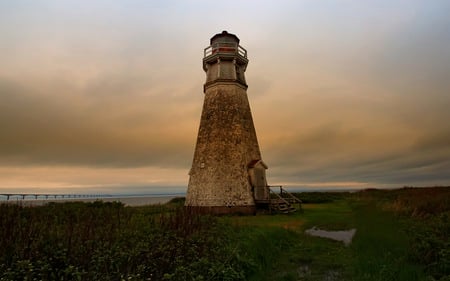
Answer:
235 187 449 280
351 201 425 280
356 187 450 280
1 187 448 280
0 201 247 280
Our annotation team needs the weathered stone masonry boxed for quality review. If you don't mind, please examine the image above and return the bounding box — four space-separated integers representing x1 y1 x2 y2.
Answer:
186 31 267 214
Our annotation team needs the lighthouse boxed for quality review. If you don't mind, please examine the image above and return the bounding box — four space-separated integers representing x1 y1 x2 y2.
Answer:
185 31 269 214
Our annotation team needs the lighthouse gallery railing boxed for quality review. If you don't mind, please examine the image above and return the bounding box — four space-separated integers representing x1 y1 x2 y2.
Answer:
204 42 247 58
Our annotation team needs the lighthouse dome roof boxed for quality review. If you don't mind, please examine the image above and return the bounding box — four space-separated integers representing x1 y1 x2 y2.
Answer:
210 30 240 45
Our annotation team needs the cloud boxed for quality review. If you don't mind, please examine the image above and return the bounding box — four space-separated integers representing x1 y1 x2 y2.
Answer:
0 165 188 194
0 1 449 190
0 74 200 168
260 121 450 186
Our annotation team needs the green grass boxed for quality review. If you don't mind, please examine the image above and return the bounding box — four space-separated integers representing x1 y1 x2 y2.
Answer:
1 188 447 280
229 202 354 280
231 195 430 281
350 200 425 280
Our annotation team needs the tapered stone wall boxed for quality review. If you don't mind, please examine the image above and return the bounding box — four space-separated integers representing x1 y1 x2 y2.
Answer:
185 31 266 214
186 83 261 209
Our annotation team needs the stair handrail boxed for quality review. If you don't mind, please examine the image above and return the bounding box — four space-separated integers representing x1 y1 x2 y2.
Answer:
280 187 302 204
268 187 291 207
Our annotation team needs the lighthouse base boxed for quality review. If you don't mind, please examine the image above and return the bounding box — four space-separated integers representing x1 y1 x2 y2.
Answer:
185 205 256 215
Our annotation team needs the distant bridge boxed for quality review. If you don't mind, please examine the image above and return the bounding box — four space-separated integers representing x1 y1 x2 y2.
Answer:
0 193 111 201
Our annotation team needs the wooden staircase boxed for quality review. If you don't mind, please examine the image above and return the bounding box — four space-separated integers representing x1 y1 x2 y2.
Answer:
268 186 302 214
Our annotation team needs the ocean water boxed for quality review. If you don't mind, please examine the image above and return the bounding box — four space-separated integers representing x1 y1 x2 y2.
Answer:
0 186 369 206
1 195 182 207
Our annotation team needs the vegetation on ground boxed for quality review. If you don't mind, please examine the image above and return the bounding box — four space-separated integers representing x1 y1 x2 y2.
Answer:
0 199 240 280
0 187 449 280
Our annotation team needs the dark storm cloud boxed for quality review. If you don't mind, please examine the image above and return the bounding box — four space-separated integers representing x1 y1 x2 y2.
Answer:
263 124 450 186
0 76 199 168
1 0 449 190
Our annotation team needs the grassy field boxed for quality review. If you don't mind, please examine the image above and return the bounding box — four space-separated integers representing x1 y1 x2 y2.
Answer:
227 188 449 280
0 187 448 280
227 201 416 280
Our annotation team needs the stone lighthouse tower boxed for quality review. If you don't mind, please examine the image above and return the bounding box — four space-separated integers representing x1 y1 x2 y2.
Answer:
186 31 269 214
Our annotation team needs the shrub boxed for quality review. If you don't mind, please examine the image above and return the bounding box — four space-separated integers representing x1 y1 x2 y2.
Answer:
0 201 247 280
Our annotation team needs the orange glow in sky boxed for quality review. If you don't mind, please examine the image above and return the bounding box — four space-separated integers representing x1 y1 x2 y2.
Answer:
1 1 449 193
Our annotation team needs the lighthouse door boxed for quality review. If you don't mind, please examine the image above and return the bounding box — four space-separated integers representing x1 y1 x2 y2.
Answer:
247 167 267 202
253 167 268 200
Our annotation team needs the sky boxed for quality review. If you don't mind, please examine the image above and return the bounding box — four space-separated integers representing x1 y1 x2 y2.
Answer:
1 0 449 194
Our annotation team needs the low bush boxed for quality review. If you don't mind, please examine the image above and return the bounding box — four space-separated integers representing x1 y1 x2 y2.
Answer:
0 201 247 280
293 192 351 203
358 187 450 280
